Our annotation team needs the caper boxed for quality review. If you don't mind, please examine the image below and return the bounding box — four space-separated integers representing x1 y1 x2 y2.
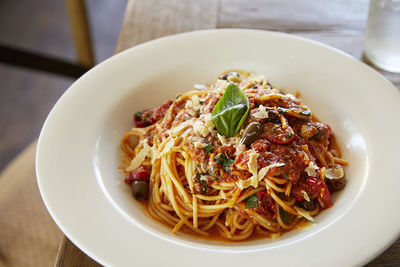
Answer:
131 180 149 200
240 122 263 147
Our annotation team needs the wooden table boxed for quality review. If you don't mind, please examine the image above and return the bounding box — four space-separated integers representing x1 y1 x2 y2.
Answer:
55 0 400 266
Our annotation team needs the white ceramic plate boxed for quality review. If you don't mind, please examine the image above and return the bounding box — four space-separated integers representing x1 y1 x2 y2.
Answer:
36 29 400 267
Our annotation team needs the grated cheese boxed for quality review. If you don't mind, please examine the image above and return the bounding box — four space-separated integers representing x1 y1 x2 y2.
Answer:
248 151 259 187
258 162 285 181
217 133 227 145
193 114 216 138
301 190 310 202
215 80 228 91
235 144 246 156
248 73 266 84
325 166 344 179
169 120 192 137
294 206 315 222
187 109 197 116
285 93 298 101
193 84 208 90
199 175 211 182
193 120 204 136
305 161 318 177
185 95 201 110
252 105 269 119
238 162 285 189
194 140 207 148
126 142 151 171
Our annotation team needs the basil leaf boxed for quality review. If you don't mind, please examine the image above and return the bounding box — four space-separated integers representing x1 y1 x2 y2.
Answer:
203 141 213 155
214 153 234 172
280 208 294 223
211 82 249 137
244 194 259 209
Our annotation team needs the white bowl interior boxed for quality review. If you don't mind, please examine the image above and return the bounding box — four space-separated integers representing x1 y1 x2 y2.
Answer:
92 31 370 249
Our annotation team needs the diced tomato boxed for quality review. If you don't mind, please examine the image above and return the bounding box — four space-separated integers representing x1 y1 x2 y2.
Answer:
149 99 173 124
133 110 152 128
251 139 271 153
325 124 333 140
292 179 317 202
263 122 296 144
133 99 173 128
124 166 150 184
255 191 276 219
306 177 332 209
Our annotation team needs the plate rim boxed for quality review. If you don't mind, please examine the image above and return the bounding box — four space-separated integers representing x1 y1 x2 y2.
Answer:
36 28 400 266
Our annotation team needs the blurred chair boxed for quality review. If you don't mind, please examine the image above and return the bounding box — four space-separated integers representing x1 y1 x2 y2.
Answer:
65 0 94 69
0 0 94 78
0 1 95 266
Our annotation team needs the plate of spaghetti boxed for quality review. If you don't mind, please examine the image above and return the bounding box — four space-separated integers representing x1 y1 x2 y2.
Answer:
121 70 349 240
36 29 400 266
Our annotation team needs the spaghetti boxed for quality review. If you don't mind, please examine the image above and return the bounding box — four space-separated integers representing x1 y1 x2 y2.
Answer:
120 70 348 240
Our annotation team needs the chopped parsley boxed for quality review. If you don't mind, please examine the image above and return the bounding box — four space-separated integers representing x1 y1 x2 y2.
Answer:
203 141 214 155
244 194 259 209
214 153 234 172
195 165 208 194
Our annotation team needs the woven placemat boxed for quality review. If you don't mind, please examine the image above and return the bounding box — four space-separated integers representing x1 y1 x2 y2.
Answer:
0 141 62 267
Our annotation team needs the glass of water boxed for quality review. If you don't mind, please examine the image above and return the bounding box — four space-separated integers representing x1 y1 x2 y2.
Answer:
364 0 400 73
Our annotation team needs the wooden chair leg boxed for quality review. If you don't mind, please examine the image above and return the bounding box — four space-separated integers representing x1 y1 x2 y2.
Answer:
65 0 94 68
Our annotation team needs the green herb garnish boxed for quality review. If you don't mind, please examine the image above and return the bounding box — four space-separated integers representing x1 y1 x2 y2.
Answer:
203 141 213 155
195 165 208 194
214 153 234 172
135 111 143 119
278 107 287 114
280 208 294 223
282 173 289 179
211 82 249 137
244 194 259 209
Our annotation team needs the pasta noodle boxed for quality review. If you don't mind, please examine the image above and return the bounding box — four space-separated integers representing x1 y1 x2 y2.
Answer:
120 70 348 240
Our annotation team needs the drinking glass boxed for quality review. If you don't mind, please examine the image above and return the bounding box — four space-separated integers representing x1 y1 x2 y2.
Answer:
364 0 400 73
